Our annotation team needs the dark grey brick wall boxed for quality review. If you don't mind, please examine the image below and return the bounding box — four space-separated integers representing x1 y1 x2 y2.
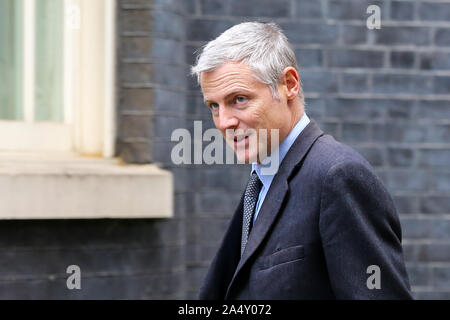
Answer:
1 0 449 300
0 220 185 299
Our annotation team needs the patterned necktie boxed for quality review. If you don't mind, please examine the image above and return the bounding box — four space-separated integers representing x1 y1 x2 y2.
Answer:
241 172 263 256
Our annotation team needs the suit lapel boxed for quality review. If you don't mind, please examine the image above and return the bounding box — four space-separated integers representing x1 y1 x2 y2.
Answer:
225 121 324 298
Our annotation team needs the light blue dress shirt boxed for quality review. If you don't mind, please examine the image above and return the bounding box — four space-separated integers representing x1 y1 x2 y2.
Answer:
251 113 310 223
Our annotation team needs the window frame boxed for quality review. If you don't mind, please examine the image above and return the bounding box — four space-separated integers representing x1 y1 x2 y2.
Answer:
0 0 116 158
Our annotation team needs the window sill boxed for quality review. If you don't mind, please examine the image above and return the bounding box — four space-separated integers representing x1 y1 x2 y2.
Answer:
0 152 173 219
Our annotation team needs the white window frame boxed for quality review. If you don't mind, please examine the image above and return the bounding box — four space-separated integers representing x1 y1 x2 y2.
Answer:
0 0 116 158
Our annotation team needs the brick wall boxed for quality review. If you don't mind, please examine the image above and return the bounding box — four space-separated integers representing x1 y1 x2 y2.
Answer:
0 220 185 298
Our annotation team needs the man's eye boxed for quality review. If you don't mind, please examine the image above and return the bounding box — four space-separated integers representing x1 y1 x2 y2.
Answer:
209 103 219 110
235 96 247 104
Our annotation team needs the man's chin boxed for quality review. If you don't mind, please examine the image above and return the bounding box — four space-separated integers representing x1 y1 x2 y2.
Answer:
235 150 258 164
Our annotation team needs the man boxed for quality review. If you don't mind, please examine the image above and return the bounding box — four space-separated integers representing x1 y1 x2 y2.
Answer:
191 22 412 299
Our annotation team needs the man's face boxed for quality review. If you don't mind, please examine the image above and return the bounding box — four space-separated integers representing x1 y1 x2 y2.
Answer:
200 62 294 163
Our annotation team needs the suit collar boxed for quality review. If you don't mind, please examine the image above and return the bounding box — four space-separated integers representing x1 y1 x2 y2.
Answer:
275 120 324 182
225 120 324 298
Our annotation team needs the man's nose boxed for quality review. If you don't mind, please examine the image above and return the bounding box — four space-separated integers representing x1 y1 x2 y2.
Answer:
216 106 238 130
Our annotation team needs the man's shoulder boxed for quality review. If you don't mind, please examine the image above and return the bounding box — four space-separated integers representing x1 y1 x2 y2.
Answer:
303 133 373 175
290 132 388 201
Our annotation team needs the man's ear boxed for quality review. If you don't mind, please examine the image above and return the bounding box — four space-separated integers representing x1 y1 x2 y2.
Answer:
281 67 300 100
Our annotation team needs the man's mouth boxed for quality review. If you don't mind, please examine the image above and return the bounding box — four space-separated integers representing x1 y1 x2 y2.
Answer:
233 135 250 147
234 135 247 142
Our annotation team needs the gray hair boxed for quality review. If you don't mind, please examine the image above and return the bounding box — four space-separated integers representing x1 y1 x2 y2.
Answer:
191 21 304 103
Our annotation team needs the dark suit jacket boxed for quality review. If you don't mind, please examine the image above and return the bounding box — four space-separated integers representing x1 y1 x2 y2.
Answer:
199 121 413 300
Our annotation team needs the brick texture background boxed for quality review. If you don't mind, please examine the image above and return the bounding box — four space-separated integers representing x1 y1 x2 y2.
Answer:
0 0 449 299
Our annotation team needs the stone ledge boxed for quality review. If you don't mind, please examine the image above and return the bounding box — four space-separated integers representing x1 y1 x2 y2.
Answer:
0 153 173 219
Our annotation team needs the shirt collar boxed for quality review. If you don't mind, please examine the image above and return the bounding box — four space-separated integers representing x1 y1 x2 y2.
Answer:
251 113 310 188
